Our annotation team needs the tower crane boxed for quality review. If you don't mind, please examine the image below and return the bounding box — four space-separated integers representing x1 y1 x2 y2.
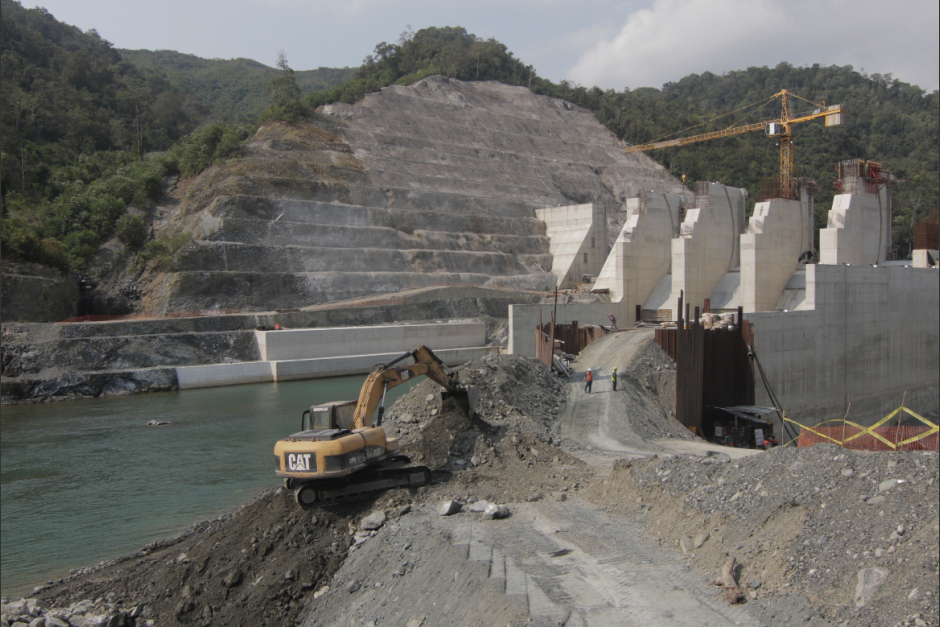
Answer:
622 89 844 199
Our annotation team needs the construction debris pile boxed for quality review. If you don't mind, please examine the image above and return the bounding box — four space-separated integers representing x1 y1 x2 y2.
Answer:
588 444 939 627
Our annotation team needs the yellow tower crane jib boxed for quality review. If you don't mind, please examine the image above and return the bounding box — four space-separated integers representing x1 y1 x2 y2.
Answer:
622 89 844 200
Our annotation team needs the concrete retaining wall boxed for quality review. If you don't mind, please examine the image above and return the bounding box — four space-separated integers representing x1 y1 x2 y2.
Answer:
178 321 492 390
177 347 496 389
746 263 939 431
256 322 485 361
508 303 627 356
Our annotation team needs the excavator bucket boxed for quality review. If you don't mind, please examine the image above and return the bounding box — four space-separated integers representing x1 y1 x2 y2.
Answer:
442 384 479 418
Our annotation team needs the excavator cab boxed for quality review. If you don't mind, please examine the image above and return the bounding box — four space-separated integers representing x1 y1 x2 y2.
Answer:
301 401 357 431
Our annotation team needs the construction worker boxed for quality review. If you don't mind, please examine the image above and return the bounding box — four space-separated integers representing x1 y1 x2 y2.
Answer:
584 368 593 393
611 366 618 391
608 313 617 329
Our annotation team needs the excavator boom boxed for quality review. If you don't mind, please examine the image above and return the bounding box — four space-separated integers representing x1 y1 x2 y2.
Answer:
349 345 476 429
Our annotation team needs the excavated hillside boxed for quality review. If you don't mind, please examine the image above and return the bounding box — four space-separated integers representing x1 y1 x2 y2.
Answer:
138 76 686 313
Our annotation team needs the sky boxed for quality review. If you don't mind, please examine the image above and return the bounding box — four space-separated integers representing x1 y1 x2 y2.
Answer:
24 0 940 92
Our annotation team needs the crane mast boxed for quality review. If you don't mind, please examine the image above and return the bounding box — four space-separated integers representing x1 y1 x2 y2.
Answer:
623 89 844 199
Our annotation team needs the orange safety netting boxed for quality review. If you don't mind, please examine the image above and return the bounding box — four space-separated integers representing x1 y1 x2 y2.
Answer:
787 405 938 451
798 425 938 451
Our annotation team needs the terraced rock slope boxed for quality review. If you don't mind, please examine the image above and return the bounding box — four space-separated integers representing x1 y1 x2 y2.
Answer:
143 76 685 313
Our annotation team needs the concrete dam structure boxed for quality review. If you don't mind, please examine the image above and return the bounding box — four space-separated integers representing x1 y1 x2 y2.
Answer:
509 162 939 430
149 76 686 313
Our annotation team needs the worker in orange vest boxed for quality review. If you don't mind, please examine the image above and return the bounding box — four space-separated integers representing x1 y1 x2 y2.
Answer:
584 368 593 393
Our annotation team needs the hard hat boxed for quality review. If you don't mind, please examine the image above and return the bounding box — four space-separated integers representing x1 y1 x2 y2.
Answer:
613 367 617 370
587 368 592 371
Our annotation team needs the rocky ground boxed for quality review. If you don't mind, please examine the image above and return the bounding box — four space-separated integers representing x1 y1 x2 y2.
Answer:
587 445 939 627
3 340 938 627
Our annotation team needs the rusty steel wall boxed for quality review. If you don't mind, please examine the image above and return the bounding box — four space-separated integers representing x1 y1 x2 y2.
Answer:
535 310 553 368
655 305 754 435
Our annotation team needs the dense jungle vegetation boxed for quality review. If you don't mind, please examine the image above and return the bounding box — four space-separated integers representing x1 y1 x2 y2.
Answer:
118 49 353 122
2 12 936 272
0 0 252 269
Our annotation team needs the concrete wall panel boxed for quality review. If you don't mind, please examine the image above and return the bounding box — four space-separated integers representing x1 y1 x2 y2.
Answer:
257 322 485 362
740 196 807 313
535 204 607 288
177 361 275 390
668 183 747 318
747 264 939 431
594 191 684 325
819 185 892 266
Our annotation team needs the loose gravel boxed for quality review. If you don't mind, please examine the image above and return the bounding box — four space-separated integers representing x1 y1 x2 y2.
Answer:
586 444 940 627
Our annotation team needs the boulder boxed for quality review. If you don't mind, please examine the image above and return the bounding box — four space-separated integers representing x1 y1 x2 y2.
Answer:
438 500 462 516
879 479 901 492
482 504 510 520
222 570 243 588
854 567 889 608
361 511 387 530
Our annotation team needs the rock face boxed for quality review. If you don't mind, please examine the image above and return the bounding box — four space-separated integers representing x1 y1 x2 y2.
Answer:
144 76 685 313
0 261 79 323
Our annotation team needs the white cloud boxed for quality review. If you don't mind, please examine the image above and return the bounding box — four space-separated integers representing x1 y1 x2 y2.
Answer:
567 0 939 91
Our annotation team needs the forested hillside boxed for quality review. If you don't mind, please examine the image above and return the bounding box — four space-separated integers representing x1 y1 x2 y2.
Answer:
307 26 938 257
0 0 209 268
118 49 353 121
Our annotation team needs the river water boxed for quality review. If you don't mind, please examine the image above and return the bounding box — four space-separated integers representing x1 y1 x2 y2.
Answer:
0 376 418 598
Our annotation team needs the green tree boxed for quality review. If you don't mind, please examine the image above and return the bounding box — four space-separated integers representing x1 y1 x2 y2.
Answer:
115 213 147 247
262 51 304 121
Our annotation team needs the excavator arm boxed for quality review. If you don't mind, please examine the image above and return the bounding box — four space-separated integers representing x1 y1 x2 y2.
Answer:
349 345 476 429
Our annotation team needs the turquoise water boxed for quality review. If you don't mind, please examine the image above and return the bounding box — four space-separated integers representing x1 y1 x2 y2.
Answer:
0 376 418 598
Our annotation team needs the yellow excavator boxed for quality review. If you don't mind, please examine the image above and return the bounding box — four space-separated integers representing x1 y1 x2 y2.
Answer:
274 345 479 508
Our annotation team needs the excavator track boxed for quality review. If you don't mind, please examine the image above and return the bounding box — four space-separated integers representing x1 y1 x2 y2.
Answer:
293 462 432 508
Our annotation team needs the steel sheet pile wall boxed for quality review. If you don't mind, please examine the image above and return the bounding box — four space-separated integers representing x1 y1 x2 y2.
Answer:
535 317 608 365
535 311 554 368
655 299 754 434
702 314 755 433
